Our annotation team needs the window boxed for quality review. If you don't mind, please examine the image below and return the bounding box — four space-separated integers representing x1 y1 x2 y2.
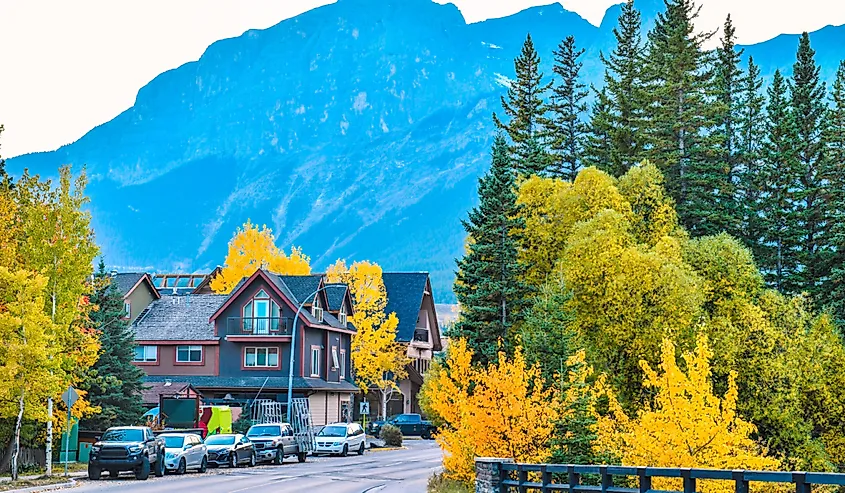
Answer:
331 346 339 370
123 301 131 318
153 277 164 288
242 289 281 334
244 347 279 368
340 349 346 379
133 345 157 362
176 345 202 363
310 346 321 377
338 305 347 327
312 295 323 322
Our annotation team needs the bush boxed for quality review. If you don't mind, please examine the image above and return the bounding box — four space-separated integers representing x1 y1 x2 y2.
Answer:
232 406 254 434
428 472 472 493
379 424 403 447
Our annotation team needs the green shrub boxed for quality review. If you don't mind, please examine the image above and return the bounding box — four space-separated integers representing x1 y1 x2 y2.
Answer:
427 472 472 493
379 424 403 447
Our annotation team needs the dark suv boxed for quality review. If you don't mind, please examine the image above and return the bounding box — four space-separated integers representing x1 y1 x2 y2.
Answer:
88 426 166 480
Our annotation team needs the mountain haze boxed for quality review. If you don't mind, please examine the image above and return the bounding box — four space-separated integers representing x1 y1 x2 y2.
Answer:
9 0 845 301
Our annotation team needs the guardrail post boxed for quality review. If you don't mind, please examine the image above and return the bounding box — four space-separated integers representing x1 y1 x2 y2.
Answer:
638 467 651 493
518 467 528 493
681 468 696 493
541 465 551 493
732 470 748 493
475 458 513 493
568 465 581 493
793 472 811 493
601 465 613 493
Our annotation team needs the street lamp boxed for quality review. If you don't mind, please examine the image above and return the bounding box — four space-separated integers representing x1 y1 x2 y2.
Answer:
286 284 347 423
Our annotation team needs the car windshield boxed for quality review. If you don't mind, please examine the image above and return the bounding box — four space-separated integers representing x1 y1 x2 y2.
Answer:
205 435 236 445
318 426 347 437
162 436 185 448
247 426 281 437
101 429 144 442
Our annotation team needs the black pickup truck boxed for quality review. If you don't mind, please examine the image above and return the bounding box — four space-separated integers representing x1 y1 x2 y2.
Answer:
88 426 166 480
367 414 436 439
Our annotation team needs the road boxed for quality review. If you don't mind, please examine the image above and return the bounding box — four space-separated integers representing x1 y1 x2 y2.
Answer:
66 440 442 493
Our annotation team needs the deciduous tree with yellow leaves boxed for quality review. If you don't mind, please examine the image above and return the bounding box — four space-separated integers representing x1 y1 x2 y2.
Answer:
327 260 408 420
210 220 310 293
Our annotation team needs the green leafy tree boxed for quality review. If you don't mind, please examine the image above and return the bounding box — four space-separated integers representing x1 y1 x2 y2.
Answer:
824 61 845 323
547 36 589 180
735 56 767 260
81 260 146 430
493 34 553 176
790 32 829 297
453 135 529 366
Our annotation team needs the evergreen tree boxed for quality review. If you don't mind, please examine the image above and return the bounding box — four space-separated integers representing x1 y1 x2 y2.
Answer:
493 34 553 176
453 136 529 366
81 260 146 430
736 57 767 261
824 61 845 322
642 0 723 236
759 70 801 292
548 36 589 180
521 278 576 386
583 88 615 173
597 0 647 176
712 15 744 237
790 32 829 297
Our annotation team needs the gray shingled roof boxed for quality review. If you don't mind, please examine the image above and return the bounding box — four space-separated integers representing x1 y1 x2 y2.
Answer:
325 284 347 311
382 273 430 343
144 375 358 392
113 273 147 298
276 275 322 304
132 295 226 341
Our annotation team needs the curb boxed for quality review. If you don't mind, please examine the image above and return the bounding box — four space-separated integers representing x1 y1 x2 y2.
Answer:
0 478 76 493
367 446 406 453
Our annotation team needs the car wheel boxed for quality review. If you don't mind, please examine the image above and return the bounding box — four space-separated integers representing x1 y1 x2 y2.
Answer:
154 454 165 477
273 449 283 465
228 454 238 468
421 429 431 440
134 456 151 480
199 456 208 473
358 441 365 455
176 458 186 475
297 452 307 463
340 444 348 457
249 453 257 467
87 466 101 480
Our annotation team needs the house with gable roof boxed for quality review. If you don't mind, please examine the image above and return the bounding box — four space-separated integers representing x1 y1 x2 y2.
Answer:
112 272 160 323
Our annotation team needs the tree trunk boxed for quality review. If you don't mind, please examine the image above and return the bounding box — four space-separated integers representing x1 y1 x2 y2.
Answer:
11 392 24 481
380 387 388 421
45 399 52 476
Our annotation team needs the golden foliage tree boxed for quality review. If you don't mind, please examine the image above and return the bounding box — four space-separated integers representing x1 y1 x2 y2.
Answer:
210 220 310 293
327 260 408 420
595 334 780 493
421 339 559 485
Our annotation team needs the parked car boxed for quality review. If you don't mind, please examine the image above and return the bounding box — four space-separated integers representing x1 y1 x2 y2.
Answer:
88 426 166 480
204 433 256 468
160 432 208 474
246 423 307 464
367 414 436 439
314 422 366 456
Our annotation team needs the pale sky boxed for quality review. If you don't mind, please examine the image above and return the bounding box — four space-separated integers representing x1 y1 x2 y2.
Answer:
1 0 844 158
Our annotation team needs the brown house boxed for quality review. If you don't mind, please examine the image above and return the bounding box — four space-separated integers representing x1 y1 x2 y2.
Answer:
112 273 160 323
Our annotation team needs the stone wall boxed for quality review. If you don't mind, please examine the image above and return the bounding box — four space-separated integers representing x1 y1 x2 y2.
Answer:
475 457 513 493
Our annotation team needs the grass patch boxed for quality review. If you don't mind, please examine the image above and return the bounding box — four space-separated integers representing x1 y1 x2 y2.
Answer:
0 476 71 491
0 462 88 478
428 472 472 493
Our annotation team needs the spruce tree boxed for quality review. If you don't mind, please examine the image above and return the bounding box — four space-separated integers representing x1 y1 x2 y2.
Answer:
759 70 801 292
493 34 553 176
584 88 615 173
548 36 589 180
453 135 529 366
598 0 647 176
81 260 146 429
824 61 845 322
736 57 767 261
642 0 722 236
790 32 829 297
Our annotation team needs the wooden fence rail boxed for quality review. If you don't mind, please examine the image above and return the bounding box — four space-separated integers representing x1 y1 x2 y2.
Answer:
474 459 845 493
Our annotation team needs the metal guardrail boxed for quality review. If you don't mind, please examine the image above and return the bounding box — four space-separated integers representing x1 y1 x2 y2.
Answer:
225 317 293 336
493 463 845 493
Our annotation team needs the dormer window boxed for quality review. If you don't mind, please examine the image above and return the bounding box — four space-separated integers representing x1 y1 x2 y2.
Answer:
242 289 281 335
338 304 347 327
312 294 324 323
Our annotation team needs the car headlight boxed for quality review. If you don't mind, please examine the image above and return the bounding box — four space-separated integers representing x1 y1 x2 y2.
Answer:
333 441 342 446
129 446 142 453
165 452 175 459
217 450 229 457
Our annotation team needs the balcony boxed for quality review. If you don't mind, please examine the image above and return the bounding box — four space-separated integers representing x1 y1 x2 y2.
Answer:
226 317 294 337
412 328 429 344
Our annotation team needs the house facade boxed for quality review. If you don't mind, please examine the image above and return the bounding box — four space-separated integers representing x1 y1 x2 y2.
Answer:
113 272 160 323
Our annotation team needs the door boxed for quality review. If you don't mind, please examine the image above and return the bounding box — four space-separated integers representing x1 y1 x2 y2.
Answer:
191 436 204 467
254 299 269 334
237 436 249 462
283 425 296 455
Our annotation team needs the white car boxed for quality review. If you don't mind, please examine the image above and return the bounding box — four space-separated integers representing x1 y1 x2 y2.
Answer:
313 423 366 456
161 433 208 474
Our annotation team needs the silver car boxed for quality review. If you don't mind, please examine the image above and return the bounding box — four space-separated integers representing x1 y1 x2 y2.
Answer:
314 423 366 457
161 433 208 474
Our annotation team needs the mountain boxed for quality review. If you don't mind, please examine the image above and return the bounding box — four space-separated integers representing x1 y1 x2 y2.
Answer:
9 0 845 302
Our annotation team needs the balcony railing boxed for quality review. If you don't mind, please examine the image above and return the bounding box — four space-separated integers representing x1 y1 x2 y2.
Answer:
226 317 294 336
413 328 429 343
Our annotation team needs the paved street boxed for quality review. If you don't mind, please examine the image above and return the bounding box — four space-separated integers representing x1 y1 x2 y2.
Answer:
65 440 442 493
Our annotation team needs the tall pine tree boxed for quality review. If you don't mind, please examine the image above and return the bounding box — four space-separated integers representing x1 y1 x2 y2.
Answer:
494 34 553 176
81 260 146 429
453 135 529 366
584 87 615 172
548 36 589 180
736 56 767 261
759 70 801 292
642 0 723 236
594 0 647 176
790 32 829 297
824 61 845 322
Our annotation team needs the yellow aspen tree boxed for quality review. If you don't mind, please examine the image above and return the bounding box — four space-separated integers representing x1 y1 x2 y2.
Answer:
327 260 408 420
210 220 310 293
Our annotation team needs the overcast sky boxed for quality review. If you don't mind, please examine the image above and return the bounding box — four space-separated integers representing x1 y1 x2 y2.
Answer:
1 0 844 158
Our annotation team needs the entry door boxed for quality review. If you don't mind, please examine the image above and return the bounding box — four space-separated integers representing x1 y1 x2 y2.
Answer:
254 300 269 334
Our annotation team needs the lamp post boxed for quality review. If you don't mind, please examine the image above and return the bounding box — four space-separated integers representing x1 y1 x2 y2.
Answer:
286 285 347 423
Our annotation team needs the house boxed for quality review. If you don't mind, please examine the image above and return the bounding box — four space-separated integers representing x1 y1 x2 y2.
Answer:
112 272 160 323
131 269 358 426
